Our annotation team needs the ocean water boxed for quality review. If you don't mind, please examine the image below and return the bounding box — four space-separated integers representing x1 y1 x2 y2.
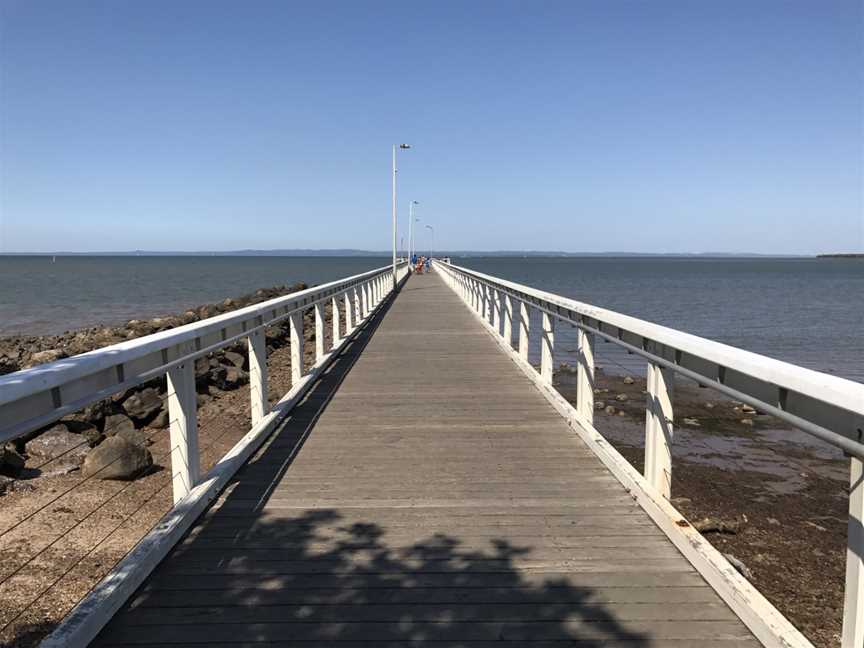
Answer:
456 256 864 383
1 255 861 382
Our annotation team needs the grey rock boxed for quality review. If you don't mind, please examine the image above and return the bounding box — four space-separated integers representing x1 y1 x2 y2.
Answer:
604 405 616 415
683 417 701 427
62 420 103 447
0 444 26 477
221 350 245 369
622 375 635 385
26 348 67 367
223 367 248 388
103 413 136 437
122 387 162 420
82 437 152 480
150 410 170 429
723 553 753 580
0 474 13 495
116 427 150 448
594 401 606 410
740 418 754 427
25 425 88 464
615 393 628 402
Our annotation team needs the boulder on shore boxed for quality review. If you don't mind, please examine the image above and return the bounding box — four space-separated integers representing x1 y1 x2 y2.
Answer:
122 387 162 421
82 437 152 480
103 413 136 437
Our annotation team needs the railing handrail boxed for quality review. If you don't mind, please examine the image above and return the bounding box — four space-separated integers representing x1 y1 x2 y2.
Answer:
438 261 864 451
0 263 398 442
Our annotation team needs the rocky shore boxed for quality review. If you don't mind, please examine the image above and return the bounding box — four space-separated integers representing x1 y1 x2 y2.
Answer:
556 366 848 646
0 282 308 491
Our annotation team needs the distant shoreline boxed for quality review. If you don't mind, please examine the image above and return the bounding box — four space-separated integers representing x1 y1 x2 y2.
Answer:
0 251 817 258
816 253 864 259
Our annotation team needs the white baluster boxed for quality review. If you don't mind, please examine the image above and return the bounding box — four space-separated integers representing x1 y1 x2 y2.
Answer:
576 328 595 425
289 310 304 385
247 329 268 426
519 301 530 362
540 311 554 384
842 456 864 647
167 358 199 504
644 363 674 499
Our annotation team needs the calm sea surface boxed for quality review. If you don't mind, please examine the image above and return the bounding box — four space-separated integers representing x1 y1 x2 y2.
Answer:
1 256 861 382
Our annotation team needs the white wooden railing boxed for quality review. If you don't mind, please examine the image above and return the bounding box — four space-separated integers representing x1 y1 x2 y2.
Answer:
435 259 864 648
0 262 409 647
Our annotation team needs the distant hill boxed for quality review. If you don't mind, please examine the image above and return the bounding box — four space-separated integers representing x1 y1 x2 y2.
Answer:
816 253 864 259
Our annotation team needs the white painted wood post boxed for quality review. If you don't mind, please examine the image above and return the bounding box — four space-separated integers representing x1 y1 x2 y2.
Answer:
842 456 864 648
576 328 595 425
361 283 369 318
540 311 554 384
166 360 199 504
247 329 268 427
503 294 513 347
472 281 479 312
484 286 493 323
519 301 530 362
353 287 361 325
289 310 304 385
344 291 353 332
331 295 341 348
314 302 325 362
644 362 674 499
492 290 501 334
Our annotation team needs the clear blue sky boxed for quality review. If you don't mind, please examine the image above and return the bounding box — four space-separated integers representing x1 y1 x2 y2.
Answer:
1 1 861 254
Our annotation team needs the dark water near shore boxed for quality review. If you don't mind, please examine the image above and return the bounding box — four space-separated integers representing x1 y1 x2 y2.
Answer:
1 255 862 381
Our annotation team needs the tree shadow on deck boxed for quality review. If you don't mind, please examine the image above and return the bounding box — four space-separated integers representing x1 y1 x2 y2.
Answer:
92 286 651 647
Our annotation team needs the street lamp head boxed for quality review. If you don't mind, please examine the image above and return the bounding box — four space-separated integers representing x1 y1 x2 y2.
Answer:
399 144 412 149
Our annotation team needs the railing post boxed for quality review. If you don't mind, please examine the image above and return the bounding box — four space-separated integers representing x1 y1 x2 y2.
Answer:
344 291 354 332
289 310 304 385
644 362 674 499
166 359 199 504
503 294 513 347
351 286 363 328
331 295 341 348
519 301 530 362
484 286 492 323
540 311 554 384
842 456 864 647
492 290 502 334
247 329 268 427
576 328 595 425
314 301 325 362
361 283 369 318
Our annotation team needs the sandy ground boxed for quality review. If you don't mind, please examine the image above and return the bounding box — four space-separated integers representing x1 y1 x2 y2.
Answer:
557 367 849 647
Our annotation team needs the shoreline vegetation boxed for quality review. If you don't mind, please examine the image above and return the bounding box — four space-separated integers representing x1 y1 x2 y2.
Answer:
0 284 849 646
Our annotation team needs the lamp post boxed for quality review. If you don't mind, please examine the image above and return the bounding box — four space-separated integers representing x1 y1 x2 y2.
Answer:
392 144 411 290
409 200 419 266
425 224 434 260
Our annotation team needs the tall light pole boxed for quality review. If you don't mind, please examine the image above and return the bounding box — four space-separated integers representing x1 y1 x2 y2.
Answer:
409 200 419 265
425 224 434 260
392 144 411 290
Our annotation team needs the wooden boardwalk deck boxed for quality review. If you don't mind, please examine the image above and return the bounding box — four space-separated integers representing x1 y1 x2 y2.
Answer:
93 272 758 647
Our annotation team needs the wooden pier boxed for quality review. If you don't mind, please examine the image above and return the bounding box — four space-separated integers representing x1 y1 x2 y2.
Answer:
92 274 758 646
